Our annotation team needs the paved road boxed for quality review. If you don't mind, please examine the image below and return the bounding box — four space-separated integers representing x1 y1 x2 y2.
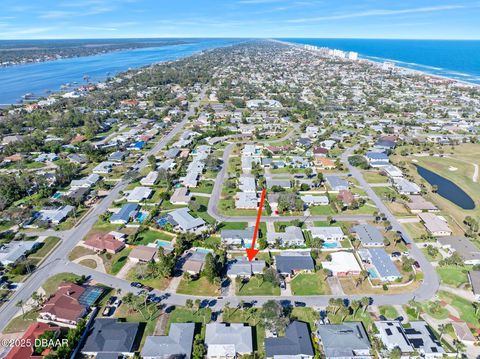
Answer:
0 91 204 332
341 145 439 302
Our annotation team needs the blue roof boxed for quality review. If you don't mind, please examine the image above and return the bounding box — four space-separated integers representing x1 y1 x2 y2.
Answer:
110 203 139 223
133 141 145 149
368 248 401 279
366 151 389 160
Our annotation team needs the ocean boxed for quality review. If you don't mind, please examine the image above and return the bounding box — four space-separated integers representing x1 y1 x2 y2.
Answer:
0 38 237 105
280 38 480 85
1 38 479 104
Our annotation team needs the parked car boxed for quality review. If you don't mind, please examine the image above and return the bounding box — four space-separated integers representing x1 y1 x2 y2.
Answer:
294 301 306 307
130 282 143 288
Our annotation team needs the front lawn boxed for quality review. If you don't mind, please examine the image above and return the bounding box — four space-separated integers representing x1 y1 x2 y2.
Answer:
100 247 131 275
176 276 219 296
28 236 61 261
436 265 471 287
134 229 174 245
379 305 399 319
42 272 82 296
438 291 479 326
235 276 280 296
126 266 170 290
309 205 336 215
290 272 331 295
3 309 39 334
167 307 212 332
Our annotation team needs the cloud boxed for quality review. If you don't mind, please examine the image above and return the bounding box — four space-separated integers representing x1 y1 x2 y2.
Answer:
238 0 284 4
288 4 469 23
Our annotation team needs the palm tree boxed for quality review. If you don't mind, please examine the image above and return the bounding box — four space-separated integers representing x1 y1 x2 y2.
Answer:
350 300 361 317
453 339 466 358
16 300 25 318
438 324 446 341
361 297 370 314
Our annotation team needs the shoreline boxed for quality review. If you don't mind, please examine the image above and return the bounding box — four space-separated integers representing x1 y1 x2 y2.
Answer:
278 39 480 89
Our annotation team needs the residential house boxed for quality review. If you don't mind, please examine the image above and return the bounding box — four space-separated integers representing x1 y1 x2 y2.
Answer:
110 203 139 224
179 249 211 276
227 256 266 278
358 248 401 282
468 270 480 301
126 186 152 202
403 321 444 358
322 251 362 276
405 195 439 213
265 321 314 359
301 195 329 206
170 187 192 205
338 189 355 206
141 323 195 359
165 208 206 233
315 157 335 169
365 151 389 167
129 245 157 263
266 178 291 190
5 322 61 359
92 161 113 174
352 224 385 247
39 282 88 327
392 177 421 195
81 318 141 358
37 205 74 225
275 254 315 277
84 234 125 254
0 240 39 266
317 322 372 359
205 323 253 358
140 171 159 186
221 227 255 248
235 192 258 209
438 236 480 265
325 175 349 192
375 321 413 356
70 173 100 189
267 226 305 247
309 227 345 243
418 213 452 236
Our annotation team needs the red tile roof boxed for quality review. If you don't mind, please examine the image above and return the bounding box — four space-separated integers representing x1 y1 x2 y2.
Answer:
5 322 60 359
41 282 87 322
84 234 125 253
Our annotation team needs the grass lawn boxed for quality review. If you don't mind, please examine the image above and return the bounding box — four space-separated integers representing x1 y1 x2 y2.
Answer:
436 265 472 287
219 198 258 216
42 272 82 296
290 307 320 329
3 309 39 334
290 272 332 295
379 305 399 319
68 246 96 261
78 259 97 269
134 228 174 245
309 205 336 215
421 248 443 262
363 171 389 183
422 301 450 320
126 266 170 290
219 222 248 230
176 276 219 296
402 222 430 241
438 290 479 326
100 247 131 275
167 307 212 334
235 276 280 296
28 237 61 260
193 180 214 194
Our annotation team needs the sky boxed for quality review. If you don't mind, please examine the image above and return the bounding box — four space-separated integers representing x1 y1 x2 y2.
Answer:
0 0 480 40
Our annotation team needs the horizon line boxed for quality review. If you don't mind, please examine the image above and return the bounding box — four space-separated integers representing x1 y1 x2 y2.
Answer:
1 36 480 41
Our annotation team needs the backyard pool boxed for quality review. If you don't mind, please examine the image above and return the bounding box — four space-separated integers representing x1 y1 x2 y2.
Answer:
136 212 148 223
154 239 173 250
322 242 339 249
368 268 379 279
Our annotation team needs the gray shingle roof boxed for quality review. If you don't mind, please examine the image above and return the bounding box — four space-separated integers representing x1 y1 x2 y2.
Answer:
141 323 195 359
352 224 384 245
265 321 314 357
81 319 141 355
317 322 371 358
275 255 314 274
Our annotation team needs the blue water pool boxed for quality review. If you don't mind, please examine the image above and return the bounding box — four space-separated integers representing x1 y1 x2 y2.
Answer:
322 242 339 249
136 212 148 223
195 248 213 254
155 240 173 250
52 192 63 199
368 268 379 279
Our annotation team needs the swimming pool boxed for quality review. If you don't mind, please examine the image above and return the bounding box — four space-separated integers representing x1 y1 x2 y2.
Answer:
136 212 148 223
368 268 378 279
195 248 213 254
52 192 63 199
155 240 173 250
322 242 339 249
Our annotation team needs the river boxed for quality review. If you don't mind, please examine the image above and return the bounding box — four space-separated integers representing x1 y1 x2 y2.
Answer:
0 39 237 105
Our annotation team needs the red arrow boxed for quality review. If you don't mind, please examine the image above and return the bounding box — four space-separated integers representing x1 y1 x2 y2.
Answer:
246 188 266 262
